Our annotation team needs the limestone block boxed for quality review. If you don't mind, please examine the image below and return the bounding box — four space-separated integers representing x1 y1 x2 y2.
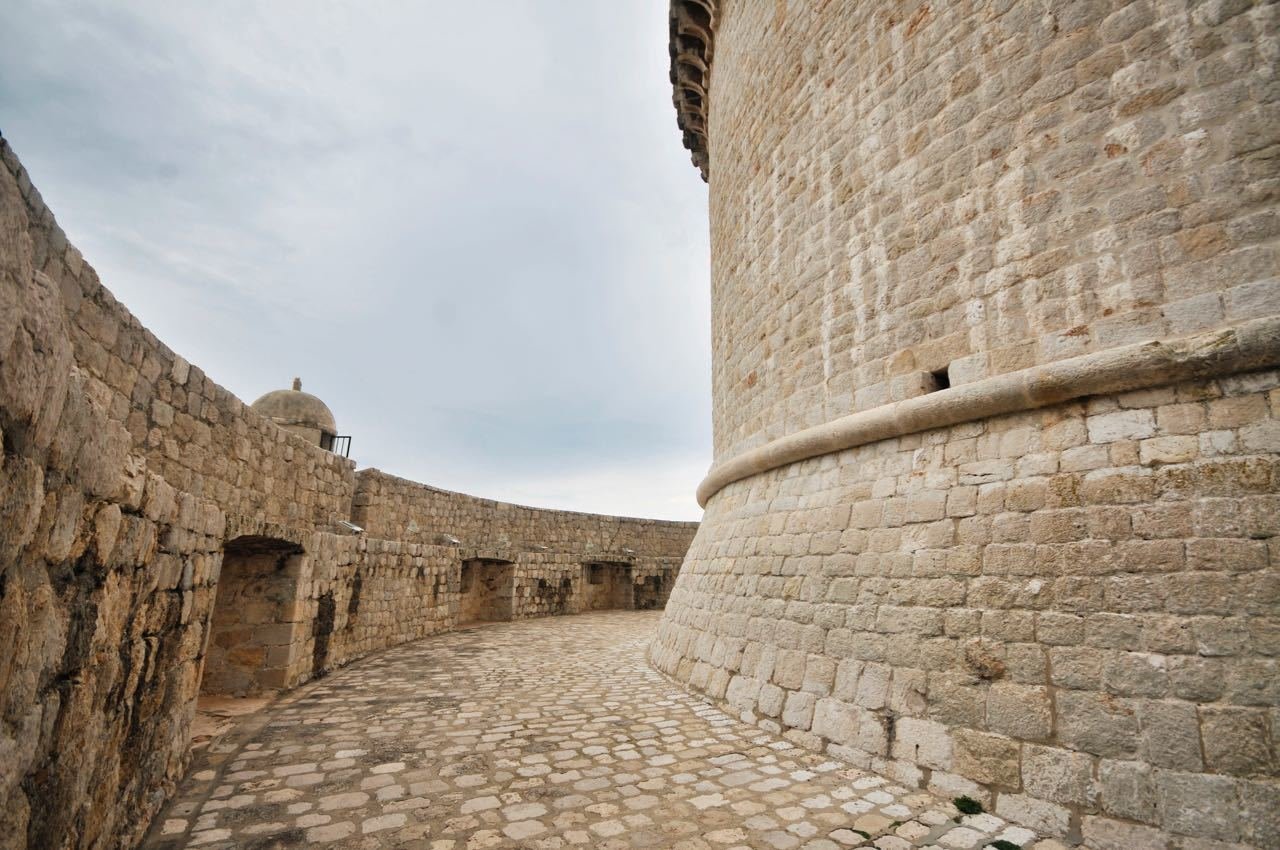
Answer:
1036 613 1084 646
1102 652 1168 698
772 650 806 690
952 730 1020 787
1088 410 1157 443
92 503 122 566
1099 759 1158 823
1080 816 1170 850
987 683 1052 740
1054 691 1138 758
781 690 816 730
1022 744 1096 807
1155 771 1241 842
1138 436 1199 465
725 675 760 714
1239 780 1280 848
801 656 836 695
925 674 985 728
1198 706 1273 775
993 793 1070 837
757 683 784 718
891 718 953 771
811 698 886 755
1137 701 1204 771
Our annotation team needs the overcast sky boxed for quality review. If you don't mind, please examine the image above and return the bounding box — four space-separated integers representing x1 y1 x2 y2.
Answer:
0 2 711 520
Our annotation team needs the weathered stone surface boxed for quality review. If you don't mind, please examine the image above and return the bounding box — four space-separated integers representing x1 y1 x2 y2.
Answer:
654 1 1280 846
1022 745 1096 808
1099 759 1158 823
1155 771 1241 842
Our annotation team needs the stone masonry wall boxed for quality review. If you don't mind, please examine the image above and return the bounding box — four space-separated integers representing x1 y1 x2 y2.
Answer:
652 370 1280 846
703 0 1278 462
658 0 1280 846
1 145 228 850
302 535 457 680
351 469 696 622
352 468 698 560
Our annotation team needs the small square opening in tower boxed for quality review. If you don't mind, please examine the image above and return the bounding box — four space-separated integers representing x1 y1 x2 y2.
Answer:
929 366 951 391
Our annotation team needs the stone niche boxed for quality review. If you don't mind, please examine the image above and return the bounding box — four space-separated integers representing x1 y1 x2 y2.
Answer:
457 558 516 624
201 535 306 696
580 562 634 611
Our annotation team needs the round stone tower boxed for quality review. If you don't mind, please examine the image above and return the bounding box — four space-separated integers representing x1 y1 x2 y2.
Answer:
655 2 1279 844
251 377 340 451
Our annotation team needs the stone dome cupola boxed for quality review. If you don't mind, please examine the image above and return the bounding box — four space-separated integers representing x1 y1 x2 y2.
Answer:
250 377 341 452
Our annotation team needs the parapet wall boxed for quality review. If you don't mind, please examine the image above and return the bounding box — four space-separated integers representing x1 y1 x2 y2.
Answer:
0 134 698 850
657 1 1279 846
353 468 697 558
1 143 228 849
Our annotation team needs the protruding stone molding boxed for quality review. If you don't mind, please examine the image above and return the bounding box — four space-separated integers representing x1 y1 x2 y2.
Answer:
697 315 1280 506
669 0 717 180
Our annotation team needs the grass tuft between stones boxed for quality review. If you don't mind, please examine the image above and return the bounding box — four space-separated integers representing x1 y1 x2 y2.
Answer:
988 841 1021 850
953 795 984 815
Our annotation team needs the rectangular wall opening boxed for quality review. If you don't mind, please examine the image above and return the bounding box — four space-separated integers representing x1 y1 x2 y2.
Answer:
195 535 304 751
201 537 303 697
579 562 633 611
458 559 515 625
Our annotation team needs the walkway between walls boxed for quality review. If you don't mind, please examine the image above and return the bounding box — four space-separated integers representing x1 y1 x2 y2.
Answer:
141 613 1067 850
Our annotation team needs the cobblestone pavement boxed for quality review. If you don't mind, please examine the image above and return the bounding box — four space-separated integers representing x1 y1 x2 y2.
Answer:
144 612 1069 850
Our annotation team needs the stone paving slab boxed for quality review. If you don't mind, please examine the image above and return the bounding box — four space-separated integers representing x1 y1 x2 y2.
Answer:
142 612 1077 850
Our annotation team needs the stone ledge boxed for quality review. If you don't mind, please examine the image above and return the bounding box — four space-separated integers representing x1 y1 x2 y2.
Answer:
697 315 1280 506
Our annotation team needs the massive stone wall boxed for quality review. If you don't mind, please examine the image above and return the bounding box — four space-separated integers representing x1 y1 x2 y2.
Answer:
654 369 1280 845
1 140 228 850
353 469 697 620
657 0 1279 846
353 468 697 557
692 0 1277 462
0 133 698 850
